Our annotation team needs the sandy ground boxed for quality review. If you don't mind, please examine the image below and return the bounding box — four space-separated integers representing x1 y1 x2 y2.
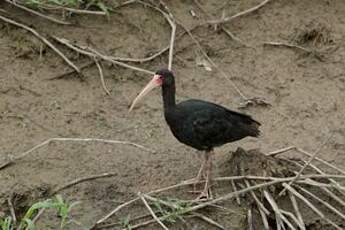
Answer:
1 0 345 229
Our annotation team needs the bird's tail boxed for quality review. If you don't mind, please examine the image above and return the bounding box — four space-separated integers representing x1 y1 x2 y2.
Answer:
247 120 261 137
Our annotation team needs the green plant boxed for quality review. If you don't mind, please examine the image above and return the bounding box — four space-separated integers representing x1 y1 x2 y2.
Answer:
153 197 191 224
53 195 81 230
0 217 13 230
121 215 132 230
0 195 80 230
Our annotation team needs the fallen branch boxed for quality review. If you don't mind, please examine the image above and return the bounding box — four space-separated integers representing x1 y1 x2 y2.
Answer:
246 180 269 230
263 190 285 229
295 185 345 221
94 213 152 229
52 172 118 195
0 15 81 75
152 0 176 70
94 58 111 95
279 134 333 196
267 146 345 175
282 183 343 230
92 173 345 227
231 179 241 205
7 196 17 226
143 194 225 230
288 191 305 229
48 61 95 80
247 208 253 230
52 36 154 75
244 180 270 215
280 209 305 230
0 137 154 170
32 208 46 225
174 19 250 102
193 213 225 230
138 193 169 230
290 159 345 200
120 219 156 230
208 0 271 25
40 4 107 15
4 0 71 25
193 0 249 47
263 41 324 61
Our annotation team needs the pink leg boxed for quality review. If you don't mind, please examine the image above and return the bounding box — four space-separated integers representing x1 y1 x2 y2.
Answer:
196 150 213 200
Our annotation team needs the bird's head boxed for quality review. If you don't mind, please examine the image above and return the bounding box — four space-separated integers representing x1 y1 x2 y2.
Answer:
129 69 174 112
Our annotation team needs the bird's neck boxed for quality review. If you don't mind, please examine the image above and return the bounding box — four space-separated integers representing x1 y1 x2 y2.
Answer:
162 84 176 111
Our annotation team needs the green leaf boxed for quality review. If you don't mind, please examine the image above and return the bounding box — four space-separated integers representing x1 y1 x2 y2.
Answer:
23 219 36 230
0 216 13 230
96 1 109 15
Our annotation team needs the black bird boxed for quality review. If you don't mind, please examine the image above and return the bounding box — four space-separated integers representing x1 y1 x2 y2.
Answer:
129 69 260 199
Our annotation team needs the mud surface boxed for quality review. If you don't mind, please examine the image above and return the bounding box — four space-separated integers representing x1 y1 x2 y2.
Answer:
1 0 345 229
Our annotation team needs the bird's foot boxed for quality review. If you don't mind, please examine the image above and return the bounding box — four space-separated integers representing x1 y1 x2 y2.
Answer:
194 186 213 200
184 176 204 194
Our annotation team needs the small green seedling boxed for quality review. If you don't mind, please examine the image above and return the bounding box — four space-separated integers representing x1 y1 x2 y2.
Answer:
0 216 13 230
121 214 132 230
153 197 191 224
0 195 80 230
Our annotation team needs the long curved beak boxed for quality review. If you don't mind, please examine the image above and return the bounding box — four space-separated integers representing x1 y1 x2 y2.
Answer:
129 75 162 112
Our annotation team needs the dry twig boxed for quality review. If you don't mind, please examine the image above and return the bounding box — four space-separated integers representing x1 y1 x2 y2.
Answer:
231 179 241 205
52 36 154 75
138 193 169 230
193 0 248 47
93 174 345 227
175 19 250 102
52 172 118 195
263 190 284 229
295 185 345 222
279 134 333 196
0 15 80 75
32 208 46 225
305 161 345 194
7 196 17 226
244 180 270 215
263 41 324 61
246 180 269 230
4 0 71 25
193 213 225 229
288 191 305 229
119 219 156 230
267 146 345 175
208 0 271 25
291 159 345 204
48 61 95 80
43 4 106 15
280 209 305 230
94 58 111 95
108 0 177 70
0 137 154 170
94 213 152 229
247 208 253 230
282 183 343 230
153 0 176 70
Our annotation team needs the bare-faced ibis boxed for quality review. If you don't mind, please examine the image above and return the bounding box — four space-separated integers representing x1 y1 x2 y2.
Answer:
129 69 261 199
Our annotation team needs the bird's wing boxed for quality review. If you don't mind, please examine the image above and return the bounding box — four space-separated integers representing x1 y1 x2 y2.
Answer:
191 109 233 148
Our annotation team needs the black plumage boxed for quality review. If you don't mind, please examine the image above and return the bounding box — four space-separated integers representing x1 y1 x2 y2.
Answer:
159 69 260 152
130 69 261 199
165 99 260 151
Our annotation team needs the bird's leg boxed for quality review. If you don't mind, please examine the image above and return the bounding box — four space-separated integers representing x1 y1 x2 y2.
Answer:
196 150 213 200
196 154 207 181
186 150 208 192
